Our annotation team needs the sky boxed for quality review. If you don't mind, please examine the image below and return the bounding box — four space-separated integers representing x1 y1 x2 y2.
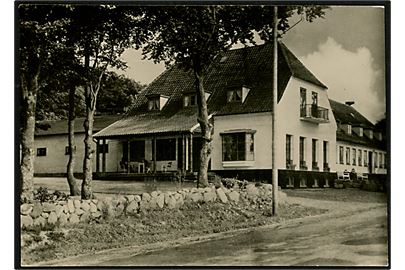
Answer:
115 6 386 123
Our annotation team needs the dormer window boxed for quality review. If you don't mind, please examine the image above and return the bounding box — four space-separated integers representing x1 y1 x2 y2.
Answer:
227 86 250 103
183 91 211 108
184 94 197 107
147 94 169 111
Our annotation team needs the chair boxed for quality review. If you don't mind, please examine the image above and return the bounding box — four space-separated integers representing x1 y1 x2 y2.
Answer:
337 171 350 181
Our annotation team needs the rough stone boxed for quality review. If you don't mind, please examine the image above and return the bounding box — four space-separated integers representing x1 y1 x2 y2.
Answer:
149 197 158 209
92 211 102 218
246 184 260 198
203 187 212 193
73 200 81 209
42 202 56 212
116 203 125 216
58 213 68 225
125 195 135 202
216 188 228 203
262 184 273 191
20 204 33 215
91 199 98 205
151 191 158 198
41 212 49 218
139 199 151 210
166 196 176 209
68 200 75 213
97 200 105 211
48 212 58 225
156 194 165 208
89 203 97 213
63 204 69 214
134 195 142 202
75 208 85 215
142 193 151 202
55 205 64 217
30 203 43 219
190 192 203 202
69 213 80 224
33 216 46 227
227 191 240 203
191 187 198 193
81 201 90 212
203 191 216 203
175 195 184 207
126 200 139 213
80 212 91 222
21 215 33 228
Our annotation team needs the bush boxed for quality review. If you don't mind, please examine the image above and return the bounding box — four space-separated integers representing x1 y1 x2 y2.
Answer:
33 187 69 203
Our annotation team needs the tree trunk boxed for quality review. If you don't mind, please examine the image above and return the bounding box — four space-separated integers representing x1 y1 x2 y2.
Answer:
20 71 39 202
82 91 94 199
67 85 80 196
193 60 212 188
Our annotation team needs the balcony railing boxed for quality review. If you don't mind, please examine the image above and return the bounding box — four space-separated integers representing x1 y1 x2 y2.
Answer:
300 104 329 123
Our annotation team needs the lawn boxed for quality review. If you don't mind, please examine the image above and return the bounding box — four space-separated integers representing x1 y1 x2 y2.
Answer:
284 188 387 203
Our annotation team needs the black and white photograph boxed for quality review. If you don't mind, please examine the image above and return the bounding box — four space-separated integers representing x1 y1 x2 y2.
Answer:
16 2 389 267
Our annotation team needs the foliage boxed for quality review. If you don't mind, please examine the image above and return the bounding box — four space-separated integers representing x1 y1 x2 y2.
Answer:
33 187 69 203
97 72 145 114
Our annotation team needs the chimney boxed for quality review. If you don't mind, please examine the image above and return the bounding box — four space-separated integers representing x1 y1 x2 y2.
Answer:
345 101 355 106
364 129 373 139
352 126 363 137
341 124 352 135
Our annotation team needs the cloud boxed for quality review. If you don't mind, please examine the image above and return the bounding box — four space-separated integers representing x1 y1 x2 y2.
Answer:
299 37 385 123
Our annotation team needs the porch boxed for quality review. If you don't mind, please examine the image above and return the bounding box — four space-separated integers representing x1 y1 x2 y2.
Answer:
94 132 203 177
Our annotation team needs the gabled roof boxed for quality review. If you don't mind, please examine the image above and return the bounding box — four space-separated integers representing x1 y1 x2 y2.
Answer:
329 99 374 128
35 115 123 136
329 99 386 150
95 42 327 138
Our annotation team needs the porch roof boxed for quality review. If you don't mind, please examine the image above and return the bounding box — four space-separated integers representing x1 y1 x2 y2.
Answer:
94 107 199 138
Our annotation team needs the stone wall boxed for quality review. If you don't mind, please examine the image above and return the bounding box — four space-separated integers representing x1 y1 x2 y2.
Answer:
20 183 287 229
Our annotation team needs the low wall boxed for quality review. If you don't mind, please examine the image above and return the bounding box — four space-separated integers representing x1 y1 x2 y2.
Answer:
20 183 287 229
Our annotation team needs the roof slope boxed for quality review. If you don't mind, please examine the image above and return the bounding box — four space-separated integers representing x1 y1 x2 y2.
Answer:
35 115 123 136
95 42 327 138
329 99 374 128
329 99 385 150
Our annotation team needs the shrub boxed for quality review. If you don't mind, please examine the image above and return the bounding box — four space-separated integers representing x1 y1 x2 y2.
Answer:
33 187 69 203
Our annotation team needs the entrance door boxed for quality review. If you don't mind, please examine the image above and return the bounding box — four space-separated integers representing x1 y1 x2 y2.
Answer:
368 151 373 174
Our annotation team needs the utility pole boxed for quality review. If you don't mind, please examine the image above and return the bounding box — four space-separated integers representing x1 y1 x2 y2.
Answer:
272 5 279 216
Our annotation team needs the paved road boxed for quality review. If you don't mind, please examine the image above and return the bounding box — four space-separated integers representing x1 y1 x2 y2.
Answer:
42 196 388 267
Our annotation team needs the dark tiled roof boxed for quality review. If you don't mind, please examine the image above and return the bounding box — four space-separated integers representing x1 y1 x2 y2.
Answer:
336 130 386 150
95 42 327 138
329 99 374 128
35 115 123 136
330 99 386 150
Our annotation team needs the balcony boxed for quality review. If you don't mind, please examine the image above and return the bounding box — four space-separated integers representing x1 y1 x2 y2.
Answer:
300 104 329 123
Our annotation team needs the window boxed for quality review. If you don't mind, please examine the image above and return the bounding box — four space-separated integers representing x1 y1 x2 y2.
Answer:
358 149 362 166
37 148 47 156
222 132 254 161
156 139 176 161
227 89 242 103
311 92 318 117
312 139 318 167
339 146 344 164
148 98 160 111
379 153 383 168
346 147 350 165
97 144 109 154
363 150 368 166
286 135 292 166
300 88 307 116
323 141 328 162
184 94 197 107
130 140 145 162
299 137 306 167
352 148 356 165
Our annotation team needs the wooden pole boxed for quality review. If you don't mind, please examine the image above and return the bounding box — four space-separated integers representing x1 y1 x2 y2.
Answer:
153 137 157 173
272 5 279 216
190 133 193 172
96 139 100 173
127 140 130 173
102 139 106 173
